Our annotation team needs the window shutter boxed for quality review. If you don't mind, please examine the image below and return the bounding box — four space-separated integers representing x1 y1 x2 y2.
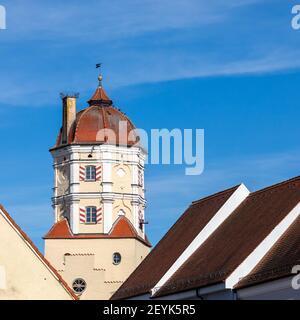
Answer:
96 165 102 181
79 165 85 181
96 207 102 224
79 207 86 224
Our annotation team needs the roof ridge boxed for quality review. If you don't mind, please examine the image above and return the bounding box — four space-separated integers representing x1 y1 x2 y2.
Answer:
191 184 242 205
250 175 300 197
159 185 241 244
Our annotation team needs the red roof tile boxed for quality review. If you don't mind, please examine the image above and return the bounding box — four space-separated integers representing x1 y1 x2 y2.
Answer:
110 185 240 300
44 216 151 247
154 176 300 297
44 218 73 238
0 205 78 300
236 215 300 289
110 216 139 237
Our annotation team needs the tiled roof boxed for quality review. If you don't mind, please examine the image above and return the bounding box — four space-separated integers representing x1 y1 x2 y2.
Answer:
44 218 72 238
154 176 300 297
111 176 300 300
88 86 112 105
44 216 151 247
236 215 300 289
0 205 78 300
110 185 240 300
53 85 139 149
110 215 140 237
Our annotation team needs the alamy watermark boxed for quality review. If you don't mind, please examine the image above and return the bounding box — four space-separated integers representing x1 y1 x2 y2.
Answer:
291 265 300 290
96 121 204 176
292 5 300 30
0 5 6 30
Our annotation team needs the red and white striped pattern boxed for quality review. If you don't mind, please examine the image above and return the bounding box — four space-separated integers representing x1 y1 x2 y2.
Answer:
79 165 85 181
96 207 102 223
79 207 86 223
96 166 102 181
79 207 103 224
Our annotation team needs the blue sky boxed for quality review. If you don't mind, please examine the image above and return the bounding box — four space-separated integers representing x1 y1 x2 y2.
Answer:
1 0 300 251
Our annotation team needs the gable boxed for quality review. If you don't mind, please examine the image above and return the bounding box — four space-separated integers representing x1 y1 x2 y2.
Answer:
0 205 77 300
111 185 241 299
155 176 300 297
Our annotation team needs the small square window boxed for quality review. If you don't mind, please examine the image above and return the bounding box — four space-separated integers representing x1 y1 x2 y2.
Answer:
86 166 96 181
86 207 97 224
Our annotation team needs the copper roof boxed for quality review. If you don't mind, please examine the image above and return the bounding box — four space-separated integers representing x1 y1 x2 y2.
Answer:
0 205 78 300
110 185 240 300
154 176 300 297
44 216 151 247
88 86 112 106
53 86 139 148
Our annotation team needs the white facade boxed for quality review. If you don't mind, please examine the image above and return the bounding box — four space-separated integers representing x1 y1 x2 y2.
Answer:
51 144 147 237
44 90 151 299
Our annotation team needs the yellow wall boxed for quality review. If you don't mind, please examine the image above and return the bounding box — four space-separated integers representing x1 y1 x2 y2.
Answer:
0 212 74 300
112 163 132 193
45 238 150 300
50 145 148 299
112 199 133 222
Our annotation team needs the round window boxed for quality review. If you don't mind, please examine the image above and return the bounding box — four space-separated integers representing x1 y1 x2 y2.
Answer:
72 278 87 294
113 252 121 265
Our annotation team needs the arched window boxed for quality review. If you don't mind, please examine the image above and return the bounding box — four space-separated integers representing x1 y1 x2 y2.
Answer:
86 165 96 181
86 206 97 224
113 252 121 265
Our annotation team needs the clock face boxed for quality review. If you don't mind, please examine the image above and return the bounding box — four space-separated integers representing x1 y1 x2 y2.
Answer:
57 166 69 195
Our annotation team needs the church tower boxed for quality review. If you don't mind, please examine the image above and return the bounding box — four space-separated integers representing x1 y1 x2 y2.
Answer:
44 74 151 300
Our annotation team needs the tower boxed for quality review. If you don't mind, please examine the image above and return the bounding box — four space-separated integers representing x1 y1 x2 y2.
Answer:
44 76 151 300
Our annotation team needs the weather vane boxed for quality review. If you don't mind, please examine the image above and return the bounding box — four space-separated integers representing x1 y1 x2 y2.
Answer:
96 63 103 87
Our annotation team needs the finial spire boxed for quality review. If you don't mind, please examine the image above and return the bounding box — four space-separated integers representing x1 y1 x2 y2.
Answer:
96 63 103 87
88 63 112 106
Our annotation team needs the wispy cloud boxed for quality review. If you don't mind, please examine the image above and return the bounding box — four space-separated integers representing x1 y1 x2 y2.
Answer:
0 0 292 106
147 149 300 199
108 47 300 89
1 46 300 107
5 0 262 41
